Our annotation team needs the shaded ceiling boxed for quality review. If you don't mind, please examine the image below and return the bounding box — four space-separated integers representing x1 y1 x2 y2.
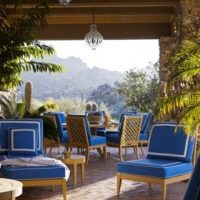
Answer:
6 0 179 40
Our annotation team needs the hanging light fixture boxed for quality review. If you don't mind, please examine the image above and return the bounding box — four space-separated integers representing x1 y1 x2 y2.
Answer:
84 7 103 50
59 0 72 5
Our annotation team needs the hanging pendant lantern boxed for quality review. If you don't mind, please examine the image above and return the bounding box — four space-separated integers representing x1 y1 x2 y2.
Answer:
84 24 103 50
59 0 72 5
84 6 103 50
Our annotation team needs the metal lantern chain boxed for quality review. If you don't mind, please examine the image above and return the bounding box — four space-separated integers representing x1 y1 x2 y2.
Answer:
84 7 103 50
59 0 72 5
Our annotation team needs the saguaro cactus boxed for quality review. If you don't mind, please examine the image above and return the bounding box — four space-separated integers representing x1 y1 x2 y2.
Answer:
86 103 92 111
25 81 33 113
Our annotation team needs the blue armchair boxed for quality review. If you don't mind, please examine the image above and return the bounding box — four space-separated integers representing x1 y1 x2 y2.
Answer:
67 115 107 164
43 112 69 152
117 122 195 200
106 115 143 161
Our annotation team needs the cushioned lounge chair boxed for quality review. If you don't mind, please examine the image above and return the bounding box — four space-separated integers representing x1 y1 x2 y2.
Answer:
67 115 107 164
117 122 195 200
106 115 143 161
0 119 69 200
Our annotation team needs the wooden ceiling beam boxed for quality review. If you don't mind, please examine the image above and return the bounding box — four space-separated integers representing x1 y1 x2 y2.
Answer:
46 14 173 24
5 1 178 9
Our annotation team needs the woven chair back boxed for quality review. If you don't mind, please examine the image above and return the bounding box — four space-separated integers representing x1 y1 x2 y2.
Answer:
120 116 142 146
67 115 89 148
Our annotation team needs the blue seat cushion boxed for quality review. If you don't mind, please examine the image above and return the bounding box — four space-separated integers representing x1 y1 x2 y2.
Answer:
117 159 193 178
98 130 118 137
1 165 66 180
147 123 195 162
97 130 106 136
89 136 106 146
59 132 70 144
106 134 120 144
139 133 148 141
9 128 38 156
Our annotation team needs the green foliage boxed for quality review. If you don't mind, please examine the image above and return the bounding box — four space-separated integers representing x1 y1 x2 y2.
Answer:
159 39 200 135
0 91 25 119
0 3 64 90
117 63 159 113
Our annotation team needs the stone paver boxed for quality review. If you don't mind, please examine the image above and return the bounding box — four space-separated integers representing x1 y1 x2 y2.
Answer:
17 147 188 200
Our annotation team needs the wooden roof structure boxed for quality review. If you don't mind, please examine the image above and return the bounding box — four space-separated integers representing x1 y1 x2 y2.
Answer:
7 0 180 40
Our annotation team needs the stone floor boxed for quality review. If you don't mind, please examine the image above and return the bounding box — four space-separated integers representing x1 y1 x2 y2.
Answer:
17 147 187 200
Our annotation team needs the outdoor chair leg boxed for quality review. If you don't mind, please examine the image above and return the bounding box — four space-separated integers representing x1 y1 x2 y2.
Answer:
119 147 123 161
140 143 145 155
117 174 122 195
62 179 67 200
133 146 139 159
86 148 90 165
103 146 107 161
161 183 167 200
125 147 128 156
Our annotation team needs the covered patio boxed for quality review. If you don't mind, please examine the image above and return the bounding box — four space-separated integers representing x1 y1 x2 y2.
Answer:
1 1 200 200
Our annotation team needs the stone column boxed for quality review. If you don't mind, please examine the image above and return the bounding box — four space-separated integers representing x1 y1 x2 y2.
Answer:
159 0 200 97
159 37 177 97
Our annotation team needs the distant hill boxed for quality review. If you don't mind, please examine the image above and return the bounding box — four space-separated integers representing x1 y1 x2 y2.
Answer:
19 55 124 100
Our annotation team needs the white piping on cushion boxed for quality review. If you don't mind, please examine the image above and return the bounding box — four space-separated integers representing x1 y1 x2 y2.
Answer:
147 124 190 158
0 121 41 152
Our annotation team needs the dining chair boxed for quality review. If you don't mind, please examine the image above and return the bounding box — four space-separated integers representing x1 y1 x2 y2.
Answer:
106 115 143 161
67 115 107 164
138 112 154 155
43 112 69 153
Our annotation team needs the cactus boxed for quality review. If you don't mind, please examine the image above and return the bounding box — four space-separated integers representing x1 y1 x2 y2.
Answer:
25 81 33 113
92 103 98 111
86 103 92 111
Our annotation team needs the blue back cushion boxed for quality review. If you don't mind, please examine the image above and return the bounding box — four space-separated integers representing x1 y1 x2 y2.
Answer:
141 112 153 134
84 116 92 139
119 112 137 124
9 128 38 156
43 112 67 138
118 112 139 136
147 123 195 162
0 119 43 154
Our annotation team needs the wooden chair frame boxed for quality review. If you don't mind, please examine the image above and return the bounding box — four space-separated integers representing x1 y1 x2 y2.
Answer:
67 115 107 164
116 127 197 200
21 178 67 200
107 116 142 161
117 172 191 200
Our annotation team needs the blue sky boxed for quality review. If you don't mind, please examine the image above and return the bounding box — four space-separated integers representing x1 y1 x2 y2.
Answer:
43 40 159 73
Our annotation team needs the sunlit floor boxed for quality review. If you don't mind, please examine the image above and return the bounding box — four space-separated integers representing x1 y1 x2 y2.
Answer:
17 147 187 200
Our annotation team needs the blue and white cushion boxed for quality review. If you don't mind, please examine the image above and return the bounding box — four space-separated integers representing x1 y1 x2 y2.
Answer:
0 119 43 154
147 123 195 162
9 128 38 156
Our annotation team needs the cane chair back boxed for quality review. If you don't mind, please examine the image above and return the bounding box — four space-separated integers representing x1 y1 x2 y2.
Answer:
120 116 142 147
67 115 89 148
